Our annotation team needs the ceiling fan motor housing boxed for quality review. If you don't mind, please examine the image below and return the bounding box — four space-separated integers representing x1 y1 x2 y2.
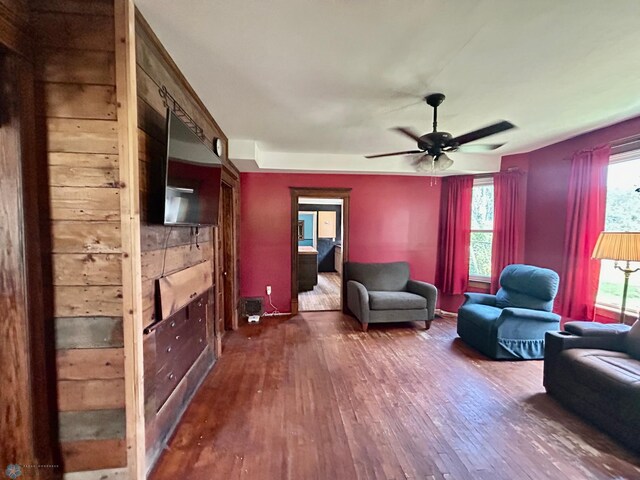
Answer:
418 131 454 153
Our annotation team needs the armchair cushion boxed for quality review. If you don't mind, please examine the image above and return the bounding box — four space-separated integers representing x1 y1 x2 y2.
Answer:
368 291 427 311
565 321 631 337
495 264 559 311
458 304 502 327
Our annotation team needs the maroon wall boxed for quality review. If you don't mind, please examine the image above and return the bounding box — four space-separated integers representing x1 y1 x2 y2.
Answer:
240 173 442 312
523 116 640 276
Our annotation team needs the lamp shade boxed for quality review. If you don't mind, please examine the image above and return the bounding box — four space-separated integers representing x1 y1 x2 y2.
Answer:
436 153 454 170
592 232 640 261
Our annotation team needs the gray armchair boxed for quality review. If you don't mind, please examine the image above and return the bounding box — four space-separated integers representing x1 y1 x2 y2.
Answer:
345 261 437 331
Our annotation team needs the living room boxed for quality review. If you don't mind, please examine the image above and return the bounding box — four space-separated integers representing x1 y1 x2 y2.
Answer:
2 1 640 479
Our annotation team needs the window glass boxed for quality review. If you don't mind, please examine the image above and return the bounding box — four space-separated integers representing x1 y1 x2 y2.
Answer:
469 182 494 279
596 156 640 313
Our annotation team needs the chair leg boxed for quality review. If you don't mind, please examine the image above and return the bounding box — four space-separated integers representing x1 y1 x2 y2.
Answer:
425 320 431 330
362 323 368 332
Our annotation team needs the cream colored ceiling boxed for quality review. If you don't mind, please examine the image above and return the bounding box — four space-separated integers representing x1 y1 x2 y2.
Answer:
136 0 640 175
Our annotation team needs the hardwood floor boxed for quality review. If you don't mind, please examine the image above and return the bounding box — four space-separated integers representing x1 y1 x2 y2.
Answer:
149 313 640 480
298 272 341 311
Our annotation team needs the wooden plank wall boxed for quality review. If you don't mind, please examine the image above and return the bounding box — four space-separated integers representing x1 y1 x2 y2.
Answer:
31 0 127 475
134 11 238 469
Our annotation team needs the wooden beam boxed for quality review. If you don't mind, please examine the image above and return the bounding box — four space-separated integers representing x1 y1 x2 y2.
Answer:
114 0 145 477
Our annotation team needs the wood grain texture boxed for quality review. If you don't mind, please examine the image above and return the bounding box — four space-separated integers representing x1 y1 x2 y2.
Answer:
57 347 124 380
43 82 117 120
55 316 124 349
31 11 115 51
54 286 123 317
114 1 147 477
149 313 640 480
36 48 115 85
51 222 121 253
58 379 126 411
61 438 126 473
53 253 122 286
59 409 125 442
47 118 118 154
31 0 114 16
158 261 213 320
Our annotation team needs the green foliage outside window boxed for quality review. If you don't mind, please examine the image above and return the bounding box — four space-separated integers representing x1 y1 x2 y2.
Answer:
596 158 640 313
469 184 494 278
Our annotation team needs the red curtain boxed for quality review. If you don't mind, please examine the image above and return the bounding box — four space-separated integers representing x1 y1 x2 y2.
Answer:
559 145 610 319
490 170 526 293
436 175 474 294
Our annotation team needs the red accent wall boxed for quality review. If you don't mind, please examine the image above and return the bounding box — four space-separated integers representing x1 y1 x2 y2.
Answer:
522 116 640 276
240 173 442 312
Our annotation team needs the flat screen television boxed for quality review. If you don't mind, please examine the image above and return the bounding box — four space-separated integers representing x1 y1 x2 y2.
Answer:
162 109 222 226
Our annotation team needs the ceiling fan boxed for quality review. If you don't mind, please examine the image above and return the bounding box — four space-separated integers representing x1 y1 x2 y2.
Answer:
366 93 516 172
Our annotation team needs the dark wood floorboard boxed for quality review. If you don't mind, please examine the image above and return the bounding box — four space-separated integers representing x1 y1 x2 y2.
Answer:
149 313 640 480
298 272 341 311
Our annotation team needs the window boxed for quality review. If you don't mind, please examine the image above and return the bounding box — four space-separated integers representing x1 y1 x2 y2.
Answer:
469 178 494 280
596 152 640 313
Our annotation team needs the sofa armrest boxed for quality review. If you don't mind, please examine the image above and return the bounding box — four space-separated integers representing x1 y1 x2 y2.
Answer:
545 330 629 354
347 280 369 324
463 292 497 307
564 321 631 337
406 280 437 320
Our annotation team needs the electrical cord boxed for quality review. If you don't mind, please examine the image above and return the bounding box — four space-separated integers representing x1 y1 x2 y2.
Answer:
160 226 174 278
261 293 281 317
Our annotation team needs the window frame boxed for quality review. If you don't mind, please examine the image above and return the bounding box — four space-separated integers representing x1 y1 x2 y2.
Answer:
595 149 640 315
469 177 495 283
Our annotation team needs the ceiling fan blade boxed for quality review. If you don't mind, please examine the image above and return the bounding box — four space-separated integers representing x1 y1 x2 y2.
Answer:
392 127 422 142
456 143 505 153
450 120 515 146
365 149 423 159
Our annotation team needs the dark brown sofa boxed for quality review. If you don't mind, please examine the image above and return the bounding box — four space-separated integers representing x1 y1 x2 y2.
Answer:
544 321 640 453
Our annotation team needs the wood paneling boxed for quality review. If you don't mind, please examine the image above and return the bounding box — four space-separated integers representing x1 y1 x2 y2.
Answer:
47 118 118 154
58 409 125 442
58 379 126 411
157 261 213 320
51 222 121 253
36 49 115 84
33 4 127 474
57 347 124 380
43 83 117 120
61 438 126 473
54 317 124 349
31 11 115 51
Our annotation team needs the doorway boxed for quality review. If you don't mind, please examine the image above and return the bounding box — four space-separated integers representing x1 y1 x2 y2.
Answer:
290 187 351 314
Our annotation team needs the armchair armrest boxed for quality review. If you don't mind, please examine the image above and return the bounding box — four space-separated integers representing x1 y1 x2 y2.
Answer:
500 307 560 323
347 280 369 324
462 292 496 307
406 280 437 320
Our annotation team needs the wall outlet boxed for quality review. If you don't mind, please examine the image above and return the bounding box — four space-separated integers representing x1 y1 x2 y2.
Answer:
266 285 272 295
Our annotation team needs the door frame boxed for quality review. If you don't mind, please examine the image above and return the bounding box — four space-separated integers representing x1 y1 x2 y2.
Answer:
290 187 351 315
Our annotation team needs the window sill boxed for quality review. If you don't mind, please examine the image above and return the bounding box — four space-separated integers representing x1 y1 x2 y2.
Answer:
595 303 638 324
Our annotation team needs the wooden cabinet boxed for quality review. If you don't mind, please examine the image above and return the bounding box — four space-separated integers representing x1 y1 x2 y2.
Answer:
318 211 336 238
334 245 343 275
155 293 208 409
298 247 318 292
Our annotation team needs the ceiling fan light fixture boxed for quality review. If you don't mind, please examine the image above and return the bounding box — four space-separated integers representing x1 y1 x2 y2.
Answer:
435 153 454 171
414 153 434 172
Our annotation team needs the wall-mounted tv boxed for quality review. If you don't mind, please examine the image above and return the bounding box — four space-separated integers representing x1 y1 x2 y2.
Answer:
162 109 222 226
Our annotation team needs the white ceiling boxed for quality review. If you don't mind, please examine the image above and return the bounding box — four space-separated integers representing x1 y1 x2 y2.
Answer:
136 0 640 175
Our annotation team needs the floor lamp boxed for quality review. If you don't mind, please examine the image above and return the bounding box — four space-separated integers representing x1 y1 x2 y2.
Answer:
592 232 640 323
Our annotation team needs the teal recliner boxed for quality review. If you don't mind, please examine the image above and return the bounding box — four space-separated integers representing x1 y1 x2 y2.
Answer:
457 264 560 360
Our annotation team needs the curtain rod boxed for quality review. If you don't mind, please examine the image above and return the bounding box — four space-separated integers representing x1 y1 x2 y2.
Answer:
473 166 522 179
